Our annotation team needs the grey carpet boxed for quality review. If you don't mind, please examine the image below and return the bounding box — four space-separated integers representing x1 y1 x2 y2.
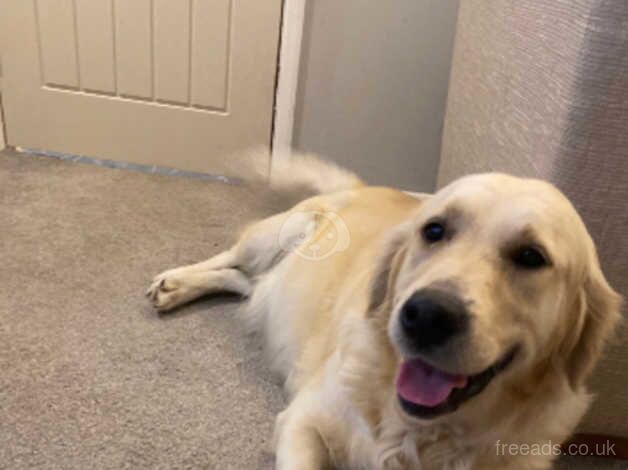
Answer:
0 151 286 469
0 151 624 469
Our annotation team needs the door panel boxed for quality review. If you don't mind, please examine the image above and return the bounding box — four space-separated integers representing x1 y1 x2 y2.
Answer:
75 0 116 94
36 0 80 88
153 0 191 105
1 0 282 174
114 0 152 99
191 0 231 111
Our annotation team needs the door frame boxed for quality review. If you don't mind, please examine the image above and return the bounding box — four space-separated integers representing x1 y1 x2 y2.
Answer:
271 0 306 175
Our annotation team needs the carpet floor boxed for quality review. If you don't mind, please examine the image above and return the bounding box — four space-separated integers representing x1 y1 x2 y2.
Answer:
0 151 625 469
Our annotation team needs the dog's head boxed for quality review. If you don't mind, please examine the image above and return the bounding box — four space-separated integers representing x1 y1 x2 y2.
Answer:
369 173 621 421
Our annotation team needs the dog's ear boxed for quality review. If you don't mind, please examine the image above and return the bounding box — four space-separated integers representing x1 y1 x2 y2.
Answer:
562 252 622 390
367 225 409 315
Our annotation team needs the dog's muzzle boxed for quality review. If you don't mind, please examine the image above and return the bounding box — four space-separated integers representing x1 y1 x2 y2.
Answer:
394 288 518 419
399 288 470 352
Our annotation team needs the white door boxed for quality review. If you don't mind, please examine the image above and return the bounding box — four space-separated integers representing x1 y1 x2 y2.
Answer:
0 0 282 174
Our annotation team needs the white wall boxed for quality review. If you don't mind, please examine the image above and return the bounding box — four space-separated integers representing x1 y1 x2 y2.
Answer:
293 0 460 191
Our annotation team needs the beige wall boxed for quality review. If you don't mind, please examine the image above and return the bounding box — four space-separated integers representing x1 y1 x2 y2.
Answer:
0 110 4 151
293 0 460 191
0 53 5 150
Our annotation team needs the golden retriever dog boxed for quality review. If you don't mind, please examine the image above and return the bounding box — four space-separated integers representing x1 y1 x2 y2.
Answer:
146 154 621 469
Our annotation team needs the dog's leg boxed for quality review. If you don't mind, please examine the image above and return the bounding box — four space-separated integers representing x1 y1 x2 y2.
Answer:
146 246 244 311
146 209 313 311
274 409 330 470
147 268 251 312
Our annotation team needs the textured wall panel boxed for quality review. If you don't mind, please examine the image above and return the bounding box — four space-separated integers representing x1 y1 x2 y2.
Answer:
439 0 628 436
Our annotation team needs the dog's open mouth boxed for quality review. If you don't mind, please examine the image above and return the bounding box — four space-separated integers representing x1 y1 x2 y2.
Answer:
396 347 518 419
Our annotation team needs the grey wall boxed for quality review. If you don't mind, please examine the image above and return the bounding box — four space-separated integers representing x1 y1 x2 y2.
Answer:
293 0 460 192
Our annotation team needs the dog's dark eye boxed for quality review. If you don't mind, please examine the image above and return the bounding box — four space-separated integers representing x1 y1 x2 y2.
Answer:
422 222 446 243
512 246 547 269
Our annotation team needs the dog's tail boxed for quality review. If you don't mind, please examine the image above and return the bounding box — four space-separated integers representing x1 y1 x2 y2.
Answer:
238 147 364 196
269 151 364 195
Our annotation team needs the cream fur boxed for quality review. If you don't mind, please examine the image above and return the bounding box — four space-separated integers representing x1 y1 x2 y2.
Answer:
146 153 621 469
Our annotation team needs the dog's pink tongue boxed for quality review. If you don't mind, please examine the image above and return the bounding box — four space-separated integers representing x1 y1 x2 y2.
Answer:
396 359 468 407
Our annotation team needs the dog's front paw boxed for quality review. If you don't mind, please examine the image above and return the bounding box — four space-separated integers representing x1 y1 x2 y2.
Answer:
145 269 192 312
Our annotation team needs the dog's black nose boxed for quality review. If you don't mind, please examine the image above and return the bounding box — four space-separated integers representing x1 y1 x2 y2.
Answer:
400 290 469 350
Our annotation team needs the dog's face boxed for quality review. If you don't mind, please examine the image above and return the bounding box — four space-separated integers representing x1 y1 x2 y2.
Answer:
373 173 621 421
